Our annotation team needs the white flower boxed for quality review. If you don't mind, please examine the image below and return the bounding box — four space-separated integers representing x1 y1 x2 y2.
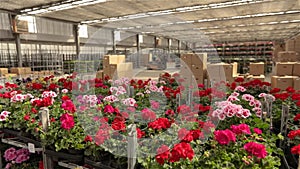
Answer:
103 95 119 103
122 98 136 107
62 89 68 93
234 86 246 92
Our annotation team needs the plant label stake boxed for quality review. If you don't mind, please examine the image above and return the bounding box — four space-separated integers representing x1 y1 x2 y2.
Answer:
127 124 137 169
39 107 53 169
176 93 181 109
280 105 289 148
187 87 192 108
130 86 134 98
265 95 273 132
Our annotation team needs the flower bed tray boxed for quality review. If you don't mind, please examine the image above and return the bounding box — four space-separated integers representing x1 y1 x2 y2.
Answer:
45 149 84 164
1 128 42 147
84 157 115 169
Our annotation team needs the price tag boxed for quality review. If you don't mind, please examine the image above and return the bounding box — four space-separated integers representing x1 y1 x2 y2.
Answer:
28 143 35 153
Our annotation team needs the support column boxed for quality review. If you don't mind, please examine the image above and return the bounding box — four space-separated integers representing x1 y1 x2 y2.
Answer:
136 34 141 68
178 40 181 54
112 30 116 54
167 39 171 61
73 24 80 58
154 36 157 49
15 33 22 67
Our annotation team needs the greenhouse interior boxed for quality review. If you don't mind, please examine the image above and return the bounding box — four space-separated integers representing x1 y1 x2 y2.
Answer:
0 0 300 168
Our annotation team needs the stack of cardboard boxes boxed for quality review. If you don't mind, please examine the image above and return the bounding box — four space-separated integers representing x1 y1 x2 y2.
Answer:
271 62 300 90
248 62 265 81
179 53 207 84
97 55 133 79
207 62 238 84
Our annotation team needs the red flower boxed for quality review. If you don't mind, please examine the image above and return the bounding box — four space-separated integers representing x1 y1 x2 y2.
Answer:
155 145 170 165
230 124 251 135
270 88 281 94
214 129 236 145
48 83 59 91
198 84 205 88
24 114 30 121
61 100 76 113
39 160 44 169
61 95 70 101
60 113 75 130
191 129 204 140
294 114 300 121
292 94 300 101
274 93 289 101
291 144 300 154
32 83 43 90
31 108 38 114
286 86 296 93
235 77 244 83
244 142 267 159
111 118 126 132
148 118 171 130
288 130 300 139
296 100 300 107
178 128 193 143
136 128 145 138
84 135 93 142
169 142 194 162
141 108 156 121
103 105 115 114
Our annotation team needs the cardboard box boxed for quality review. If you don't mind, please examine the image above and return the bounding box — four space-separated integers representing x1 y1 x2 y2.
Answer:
275 62 295 76
191 75 204 85
247 75 265 81
293 62 300 76
116 62 133 79
277 51 300 62
0 68 8 76
96 70 103 79
294 77 300 90
271 76 296 90
286 39 295 51
103 55 126 66
249 62 264 75
223 62 238 78
10 67 26 75
191 53 207 70
23 67 31 74
180 54 192 66
191 64 205 77
207 63 231 83
4 73 17 78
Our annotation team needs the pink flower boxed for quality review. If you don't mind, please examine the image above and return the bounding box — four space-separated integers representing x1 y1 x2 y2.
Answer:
122 98 136 107
231 124 251 135
103 105 115 114
242 94 254 102
165 109 175 116
234 86 246 92
61 100 76 113
214 129 236 145
244 142 267 159
60 113 75 130
141 108 156 121
253 128 262 135
4 147 16 161
258 93 266 98
150 100 160 110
